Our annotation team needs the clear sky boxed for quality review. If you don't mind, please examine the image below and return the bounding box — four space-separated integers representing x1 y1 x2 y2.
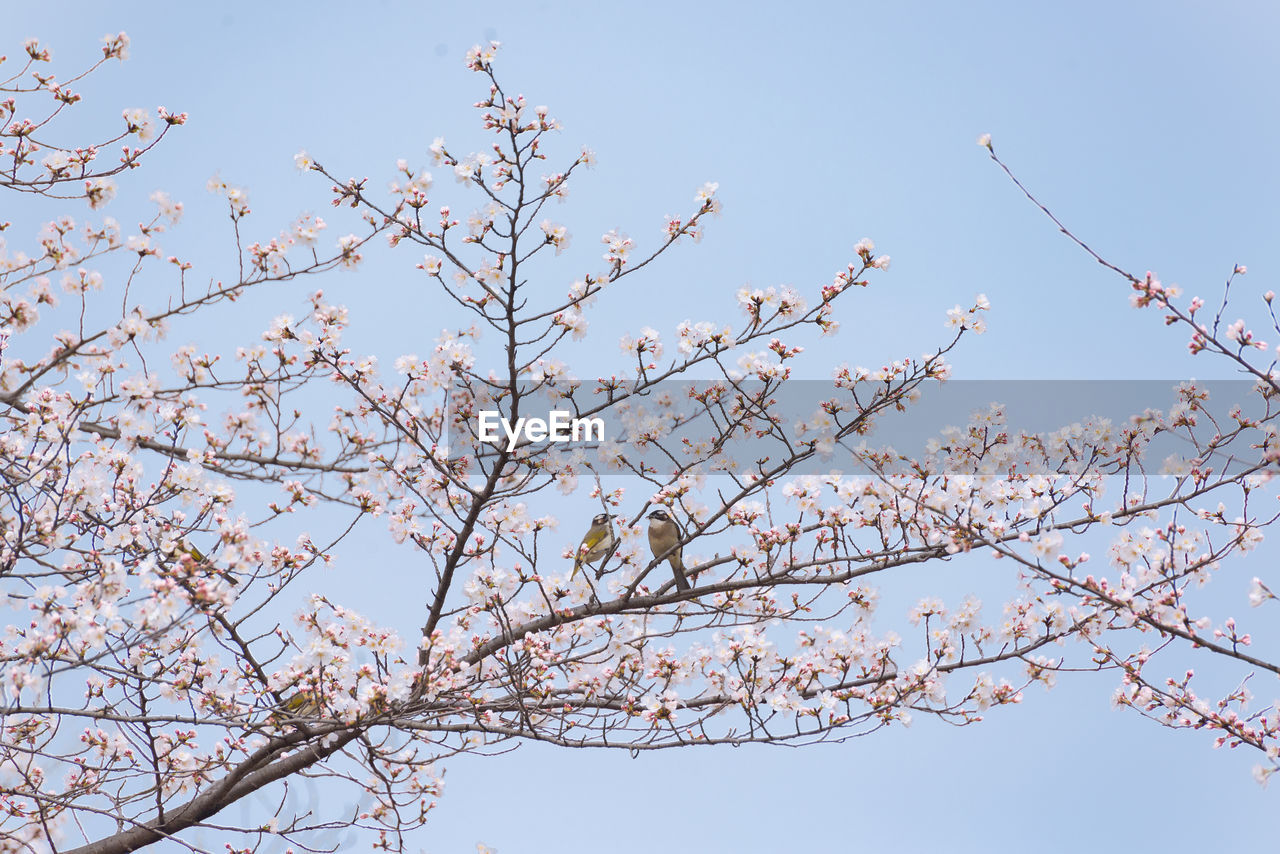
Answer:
7 1 1280 851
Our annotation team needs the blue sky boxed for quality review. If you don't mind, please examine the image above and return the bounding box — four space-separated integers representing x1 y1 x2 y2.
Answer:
8 1 1280 851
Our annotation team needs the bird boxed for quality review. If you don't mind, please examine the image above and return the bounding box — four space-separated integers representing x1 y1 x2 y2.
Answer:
174 539 239 586
572 513 615 578
647 509 691 591
277 688 323 718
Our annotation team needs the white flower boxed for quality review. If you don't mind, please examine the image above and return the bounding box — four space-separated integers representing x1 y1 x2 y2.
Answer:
1249 577 1274 607
1031 530 1063 559
601 229 633 264
85 178 116 210
122 108 154 140
149 191 183 223
429 137 447 164
337 234 362 270
101 32 130 61
540 220 570 254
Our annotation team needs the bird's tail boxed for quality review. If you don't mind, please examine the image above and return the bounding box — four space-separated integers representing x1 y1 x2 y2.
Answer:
669 556 691 591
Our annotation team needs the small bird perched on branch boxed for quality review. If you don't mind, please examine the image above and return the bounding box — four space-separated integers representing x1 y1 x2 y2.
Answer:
647 509 691 591
572 513 615 578
174 538 238 586
277 688 323 718
177 540 207 563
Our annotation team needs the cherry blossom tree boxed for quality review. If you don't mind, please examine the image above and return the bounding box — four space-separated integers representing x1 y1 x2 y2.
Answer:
1 34 1278 854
